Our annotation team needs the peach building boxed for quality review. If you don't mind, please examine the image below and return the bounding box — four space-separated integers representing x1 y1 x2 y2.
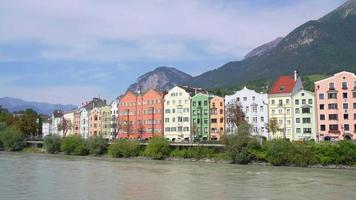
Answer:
89 107 102 137
210 96 224 140
118 89 165 140
315 71 356 141
73 110 81 135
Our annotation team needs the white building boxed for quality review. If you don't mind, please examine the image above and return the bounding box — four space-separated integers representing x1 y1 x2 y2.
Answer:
110 99 119 139
164 86 192 142
80 108 89 139
51 110 64 136
42 122 52 138
225 87 269 139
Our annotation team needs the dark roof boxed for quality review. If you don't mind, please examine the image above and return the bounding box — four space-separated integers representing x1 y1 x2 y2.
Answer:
178 85 208 96
83 98 107 110
53 110 63 118
269 75 296 94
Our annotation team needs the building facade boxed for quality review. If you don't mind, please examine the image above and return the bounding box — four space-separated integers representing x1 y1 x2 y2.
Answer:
191 93 211 141
89 107 102 137
63 111 75 136
100 105 112 139
80 108 89 138
210 96 224 140
292 90 317 141
225 87 269 139
73 110 81 135
42 122 52 138
110 100 119 139
118 89 164 140
51 110 63 136
268 72 303 140
315 71 356 141
164 86 192 142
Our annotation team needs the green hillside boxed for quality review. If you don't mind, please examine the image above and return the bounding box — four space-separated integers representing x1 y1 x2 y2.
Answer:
188 0 356 89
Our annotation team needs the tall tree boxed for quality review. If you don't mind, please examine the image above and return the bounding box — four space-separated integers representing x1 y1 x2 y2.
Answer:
16 109 39 137
225 99 246 133
57 119 72 137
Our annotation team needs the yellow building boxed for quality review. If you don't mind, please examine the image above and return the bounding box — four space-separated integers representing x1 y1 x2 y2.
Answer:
268 72 303 140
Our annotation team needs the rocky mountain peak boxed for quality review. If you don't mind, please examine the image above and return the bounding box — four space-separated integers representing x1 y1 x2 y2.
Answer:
244 37 283 59
128 66 192 93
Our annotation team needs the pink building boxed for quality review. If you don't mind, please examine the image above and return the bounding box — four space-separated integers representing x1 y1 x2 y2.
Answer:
315 71 356 141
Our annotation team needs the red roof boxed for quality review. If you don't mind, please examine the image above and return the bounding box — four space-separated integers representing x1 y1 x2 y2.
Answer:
269 75 296 94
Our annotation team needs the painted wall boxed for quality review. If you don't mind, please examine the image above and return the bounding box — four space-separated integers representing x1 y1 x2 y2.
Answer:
191 93 210 140
292 90 317 141
210 96 224 140
164 86 191 142
315 71 356 141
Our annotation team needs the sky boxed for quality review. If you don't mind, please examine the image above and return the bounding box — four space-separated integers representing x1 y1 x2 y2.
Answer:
0 0 346 105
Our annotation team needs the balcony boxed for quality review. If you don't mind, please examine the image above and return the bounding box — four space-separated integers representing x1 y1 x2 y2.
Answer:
328 130 341 134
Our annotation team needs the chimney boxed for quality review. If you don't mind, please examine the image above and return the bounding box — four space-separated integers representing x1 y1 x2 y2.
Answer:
294 70 298 81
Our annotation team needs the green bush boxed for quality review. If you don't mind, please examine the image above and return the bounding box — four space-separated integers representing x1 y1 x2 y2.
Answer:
189 146 216 160
312 142 337 165
61 135 88 155
223 123 260 164
23 147 42 153
87 136 108 155
144 137 170 160
334 141 356 165
289 142 317 167
0 126 25 151
264 139 293 166
108 139 139 158
44 135 62 154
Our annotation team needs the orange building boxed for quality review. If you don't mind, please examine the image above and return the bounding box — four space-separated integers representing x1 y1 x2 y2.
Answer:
210 96 224 140
118 89 165 139
89 107 102 137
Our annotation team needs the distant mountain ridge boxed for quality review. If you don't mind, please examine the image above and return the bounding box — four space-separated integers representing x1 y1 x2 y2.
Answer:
186 0 356 89
0 97 77 115
128 66 193 93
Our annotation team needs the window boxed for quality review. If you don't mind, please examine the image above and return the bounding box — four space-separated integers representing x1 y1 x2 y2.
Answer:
295 99 299 105
252 105 257 112
165 109 170 114
243 97 247 101
287 109 291 114
246 106 249 112
272 109 275 114
287 120 291 125
220 118 223 123
278 109 283 114
320 125 326 131
344 124 350 131
260 106 264 112
193 102 196 106
178 117 183 122
178 127 182 132
343 92 348 98
204 101 208 106
211 119 217 123
253 117 257 123
166 101 170 105
296 128 301 133
353 92 356 98
204 118 208 124
302 99 306 104
286 99 290 105
165 118 169 123
329 82 335 90
319 93 324 100
303 128 312 133
302 108 310 114
343 103 348 109
271 100 275 105
328 93 337 99
354 113 356 120
329 114 338 120
296 118 300 123
320 114 325 120
183 127 189 131
302 118 311 124
320 104 324 110
172 109 175 113
261 117 264 122
236 97 240 101
252 96 255 101
295 108 300 114
328 103 337 109
344 114 349 120
329 124 338 131
308 99 312 104
165 127 170 132
183 117 189 122
342 82 348 89
279 100 283 106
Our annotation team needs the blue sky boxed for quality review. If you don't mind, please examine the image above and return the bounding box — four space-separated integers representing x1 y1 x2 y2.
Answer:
0 0 345 105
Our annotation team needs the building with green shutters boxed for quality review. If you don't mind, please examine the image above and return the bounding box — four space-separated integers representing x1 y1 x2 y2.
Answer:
191 93 211 141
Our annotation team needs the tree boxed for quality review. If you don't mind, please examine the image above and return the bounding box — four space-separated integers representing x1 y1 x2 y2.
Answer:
225 99 246 133
58 119 72 137
15 109 39 137
191 123 199 143
268 117 279 140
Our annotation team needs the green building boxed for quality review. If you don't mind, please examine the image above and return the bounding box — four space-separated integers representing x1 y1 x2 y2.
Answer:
191 93 211 141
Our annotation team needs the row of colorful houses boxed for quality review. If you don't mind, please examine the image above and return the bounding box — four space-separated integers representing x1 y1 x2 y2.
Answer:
43 70 356 142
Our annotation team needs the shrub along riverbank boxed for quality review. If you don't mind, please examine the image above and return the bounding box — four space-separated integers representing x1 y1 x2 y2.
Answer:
0 125 355 168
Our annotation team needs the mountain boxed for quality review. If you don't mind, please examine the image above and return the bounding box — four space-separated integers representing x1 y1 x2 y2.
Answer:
244 37 283 59
128 66 193 93
187 0 356 89
0 97 77 115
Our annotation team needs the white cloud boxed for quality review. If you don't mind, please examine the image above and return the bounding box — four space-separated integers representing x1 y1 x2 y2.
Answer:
0 0 345 61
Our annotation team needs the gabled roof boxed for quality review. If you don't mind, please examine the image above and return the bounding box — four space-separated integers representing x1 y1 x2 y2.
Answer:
314 71 355 84
269 75 296 94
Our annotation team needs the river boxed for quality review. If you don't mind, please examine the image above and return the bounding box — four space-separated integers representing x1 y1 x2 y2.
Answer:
0 152 355 200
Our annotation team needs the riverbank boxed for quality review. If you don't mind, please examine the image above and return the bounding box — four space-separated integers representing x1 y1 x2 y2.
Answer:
3 149 356 170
